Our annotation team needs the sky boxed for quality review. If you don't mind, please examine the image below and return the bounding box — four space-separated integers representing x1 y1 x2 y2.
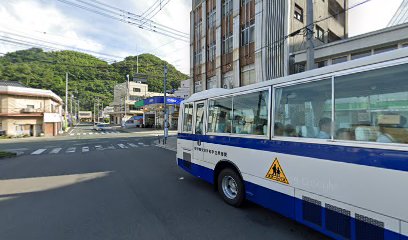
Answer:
0 0 404 75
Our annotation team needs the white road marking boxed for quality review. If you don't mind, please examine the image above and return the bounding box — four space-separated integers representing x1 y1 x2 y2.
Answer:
49 148 62 154
118 144 128 149
82 146 90 152
101 132 106 135
105 145 115 150
66 147 76 153
31 149 47 155
76 133 81 136
82 133 87 135
69 134 74 136
89 132 93 135
95 145 103 150
128 143 138 148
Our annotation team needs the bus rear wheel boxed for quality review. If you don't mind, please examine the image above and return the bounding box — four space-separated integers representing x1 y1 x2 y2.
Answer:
217 168 245 207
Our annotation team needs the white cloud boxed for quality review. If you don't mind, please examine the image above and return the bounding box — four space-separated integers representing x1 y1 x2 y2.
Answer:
348 0 403 37
0 0 191 74
0 0 104 56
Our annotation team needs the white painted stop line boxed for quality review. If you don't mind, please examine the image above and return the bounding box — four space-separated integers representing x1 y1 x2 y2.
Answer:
31 149 47 155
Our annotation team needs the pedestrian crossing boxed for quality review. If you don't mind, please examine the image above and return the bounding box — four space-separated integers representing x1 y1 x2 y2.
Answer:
69 131 122 136
23 142 150 156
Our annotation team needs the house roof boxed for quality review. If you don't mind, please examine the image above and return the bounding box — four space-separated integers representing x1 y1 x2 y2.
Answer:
0 81 25 87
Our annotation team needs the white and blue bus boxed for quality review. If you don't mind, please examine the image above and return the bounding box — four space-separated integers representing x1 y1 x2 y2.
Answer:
177 48 408 240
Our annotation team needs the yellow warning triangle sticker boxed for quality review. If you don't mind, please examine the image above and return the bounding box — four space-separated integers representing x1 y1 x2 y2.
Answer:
265 158 289 184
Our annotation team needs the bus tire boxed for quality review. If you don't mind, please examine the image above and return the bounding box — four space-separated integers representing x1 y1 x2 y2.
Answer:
217 168 245 207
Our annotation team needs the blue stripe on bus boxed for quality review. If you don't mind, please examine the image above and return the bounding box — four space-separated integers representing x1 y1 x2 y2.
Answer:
178 133 408 172
177 158 405 240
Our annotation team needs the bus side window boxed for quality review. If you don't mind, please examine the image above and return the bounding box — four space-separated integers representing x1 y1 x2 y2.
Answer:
232 90 269 136
334 63 408 144
207 97 232 134
274 79 332 139
183 104 193 132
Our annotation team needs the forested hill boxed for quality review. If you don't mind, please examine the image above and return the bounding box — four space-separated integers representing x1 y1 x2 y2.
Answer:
0 48 188 111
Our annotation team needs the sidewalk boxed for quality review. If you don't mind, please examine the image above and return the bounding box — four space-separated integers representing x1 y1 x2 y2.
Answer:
155 136 177 152
120 127 177 136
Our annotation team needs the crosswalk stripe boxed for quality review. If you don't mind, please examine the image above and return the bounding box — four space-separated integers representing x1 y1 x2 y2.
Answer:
95 145 103 150
89 132 93 135
49 148 62 154
76 133 81 136
82 146 89 152
69 133 74 136
101 132 106 135
66 147 76 153
31 149 47 155
128 143 138 148
82 133 87 135
105 145 115 150
118 143 128 149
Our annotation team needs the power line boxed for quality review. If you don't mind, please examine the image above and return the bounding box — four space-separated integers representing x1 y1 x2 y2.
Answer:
141 0 172 26
0 30 125 61
56 0 189 41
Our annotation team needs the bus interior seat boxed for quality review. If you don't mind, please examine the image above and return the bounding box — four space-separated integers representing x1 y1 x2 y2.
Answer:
355 126 378 141
300 126 318 138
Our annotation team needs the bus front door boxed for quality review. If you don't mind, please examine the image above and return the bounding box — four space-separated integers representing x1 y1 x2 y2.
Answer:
192 101 206 162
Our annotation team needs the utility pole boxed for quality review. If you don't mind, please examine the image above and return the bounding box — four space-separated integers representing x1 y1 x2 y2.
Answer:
65 72 68 128
163 65 168 144
306 0 315 71
77 99 80 123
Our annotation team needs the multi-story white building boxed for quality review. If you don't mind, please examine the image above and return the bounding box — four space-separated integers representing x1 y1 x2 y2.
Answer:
190 0 348 94
110 82 165 124
0 81 63 137
173 79 191 99
291 22 408 71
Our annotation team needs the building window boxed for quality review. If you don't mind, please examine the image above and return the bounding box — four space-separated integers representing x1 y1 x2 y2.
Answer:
223 34 233 54
328 30 341 43
133 88 141 92
374 45 398 54
222 0 233 16
27 105 34 109
241 0 251 6
316 25 325 42
207 42 216 62
207 77 217 89
293 62 306 74
194 50 202 65
294 4 303 22
315 60 328 68
208 9 216 28
241 20 255 46
351 51 371 60
241 68 255 86
332 56 348 65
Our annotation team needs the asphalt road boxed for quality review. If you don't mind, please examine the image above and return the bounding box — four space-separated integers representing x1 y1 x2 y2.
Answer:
0 136 328 240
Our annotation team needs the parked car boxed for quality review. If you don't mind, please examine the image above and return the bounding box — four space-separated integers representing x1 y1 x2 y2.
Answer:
93 123 113 131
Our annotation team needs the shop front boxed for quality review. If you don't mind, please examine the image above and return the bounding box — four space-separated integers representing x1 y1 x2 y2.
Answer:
135 97 183 129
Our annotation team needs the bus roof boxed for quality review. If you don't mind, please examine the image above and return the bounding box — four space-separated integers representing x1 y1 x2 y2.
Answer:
183 47 408 104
